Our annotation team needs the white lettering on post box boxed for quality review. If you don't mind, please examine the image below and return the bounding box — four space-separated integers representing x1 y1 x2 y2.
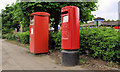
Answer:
31 28 33 34
63 15 68 23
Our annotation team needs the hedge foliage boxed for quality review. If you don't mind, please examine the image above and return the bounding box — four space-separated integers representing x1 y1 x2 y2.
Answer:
3 27 120 62
49 27 120 62
80 27 120 62
3 31 29 44
49 31 61 50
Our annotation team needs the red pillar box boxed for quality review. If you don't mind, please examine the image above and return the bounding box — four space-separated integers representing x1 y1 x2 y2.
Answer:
61 6 79 50
30 12 50 54
61 6 80 66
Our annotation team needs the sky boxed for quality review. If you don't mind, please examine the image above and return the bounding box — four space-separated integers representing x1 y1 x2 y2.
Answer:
0 0 120 21
92 0 120 21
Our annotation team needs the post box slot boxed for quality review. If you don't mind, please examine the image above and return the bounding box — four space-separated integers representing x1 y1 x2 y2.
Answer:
61 11 68 14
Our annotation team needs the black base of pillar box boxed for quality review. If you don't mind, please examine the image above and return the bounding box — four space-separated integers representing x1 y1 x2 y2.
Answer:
61 50 79 66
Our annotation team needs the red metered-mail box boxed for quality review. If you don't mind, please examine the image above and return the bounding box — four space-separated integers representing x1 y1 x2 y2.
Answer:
61 6 79 50
30 12 50 54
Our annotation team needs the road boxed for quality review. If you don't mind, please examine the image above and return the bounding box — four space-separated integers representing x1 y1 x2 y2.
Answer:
2 39 85 70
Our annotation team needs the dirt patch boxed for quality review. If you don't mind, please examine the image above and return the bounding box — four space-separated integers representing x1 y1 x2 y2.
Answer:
49 50 120 70
49 50 62 64
79 55 120 70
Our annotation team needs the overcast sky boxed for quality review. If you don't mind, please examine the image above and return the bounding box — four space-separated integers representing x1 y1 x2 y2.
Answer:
1 0 120 20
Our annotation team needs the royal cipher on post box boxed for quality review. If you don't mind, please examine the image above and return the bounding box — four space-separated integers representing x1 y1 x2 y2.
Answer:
30 12 50 54
61 6 79 50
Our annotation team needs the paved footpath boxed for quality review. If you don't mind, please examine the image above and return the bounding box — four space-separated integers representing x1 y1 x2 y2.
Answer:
2 39 85 70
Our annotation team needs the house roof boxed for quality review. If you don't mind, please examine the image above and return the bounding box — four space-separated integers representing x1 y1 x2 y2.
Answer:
80 21 120 27
103 21 120 26
80 22 95 27
94 17 105 20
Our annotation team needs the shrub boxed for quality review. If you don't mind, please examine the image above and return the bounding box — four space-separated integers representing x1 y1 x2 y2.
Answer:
49 31 61 50
49 31 55 50
3 27 120 62
4 31 30 44
53 31 61 50
49 27 120 62
2 34 7 39
6 33 14 40
19 31 30 44
14 32 21 42
80 27 120 62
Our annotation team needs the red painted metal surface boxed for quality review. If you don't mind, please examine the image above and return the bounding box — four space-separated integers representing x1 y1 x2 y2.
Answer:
30 12 50 54
114 26 120 29
61 6 80 50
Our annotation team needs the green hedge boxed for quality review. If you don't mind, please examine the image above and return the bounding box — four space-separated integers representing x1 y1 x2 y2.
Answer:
49 31 61 50
49 27 120 62
19 31 29 44
3 27 120 62
4 31 30 44
80 27 120 62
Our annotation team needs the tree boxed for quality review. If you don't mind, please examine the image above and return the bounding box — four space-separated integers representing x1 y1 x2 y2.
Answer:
18 2 98 31
2 1 28 34
2 2 98 33
111 19 114 21
106 19 111 22
2 4 20 34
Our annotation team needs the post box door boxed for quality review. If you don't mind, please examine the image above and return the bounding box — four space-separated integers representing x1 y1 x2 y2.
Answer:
30 15 35 53
61 10 72 49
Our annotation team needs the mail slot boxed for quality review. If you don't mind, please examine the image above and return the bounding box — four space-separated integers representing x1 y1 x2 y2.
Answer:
61 6 79 50
30 12 50 54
